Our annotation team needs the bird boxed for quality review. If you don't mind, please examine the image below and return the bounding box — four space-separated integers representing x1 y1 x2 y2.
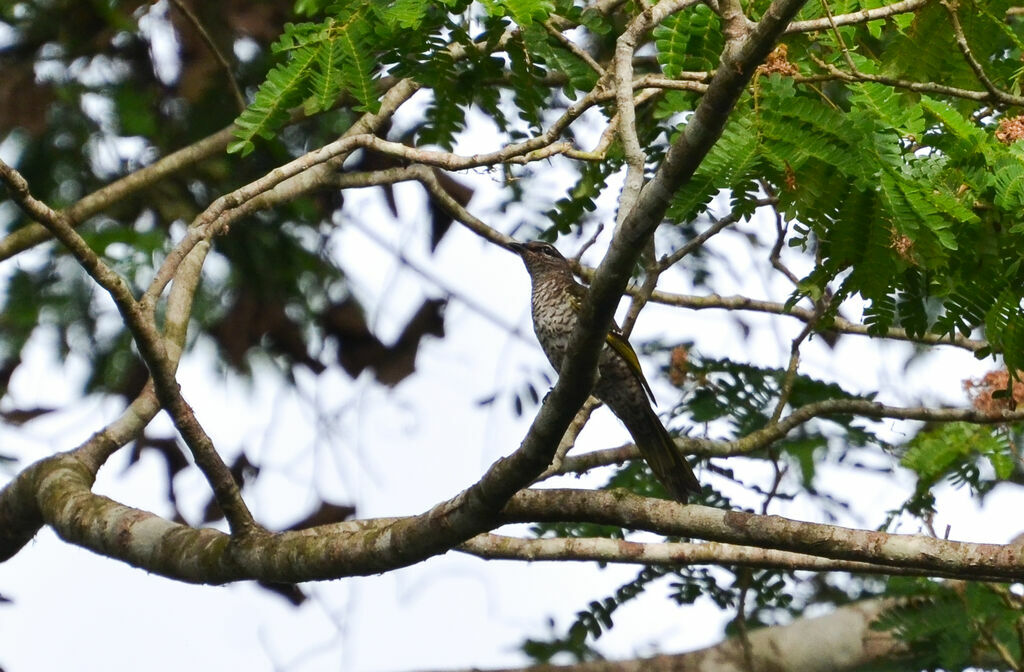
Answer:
508 240 700 502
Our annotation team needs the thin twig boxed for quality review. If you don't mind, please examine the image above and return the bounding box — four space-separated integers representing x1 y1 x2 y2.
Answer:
549 397 1024 477
534 398 603 481
820 0 860 71
943 0 1003 98
767 198 801 285
658 197 777 272
632 287 989 352
770 319 815 423
571 224 605 263
169 0 246 111
619 238 661 338
544 20 606 75
786 0 932 33
347 218 532 343
811 55 1024 106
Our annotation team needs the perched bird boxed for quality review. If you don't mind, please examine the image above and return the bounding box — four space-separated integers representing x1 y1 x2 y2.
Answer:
509 240 700 502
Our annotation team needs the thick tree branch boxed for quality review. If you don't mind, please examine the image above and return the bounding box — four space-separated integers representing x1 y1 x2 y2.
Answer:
14 463 1024 584
459 533 1000 578
503 489 1024 580
0 160 256 537
426 598 902 672
570 0 809 411
0 241 210 559
540 0 808 525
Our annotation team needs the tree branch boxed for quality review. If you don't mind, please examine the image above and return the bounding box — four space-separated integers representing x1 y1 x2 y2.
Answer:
0 160 257 537
14 466 1024 584
943 0 1002 98
0 124 237 261
422 598 902 672
0 239 211 559
785 0 931 33
540 0 808 527
169 0 246 111
503 489 1024 580
459 533 1003 578
628 287 989 353
549 397 1024 478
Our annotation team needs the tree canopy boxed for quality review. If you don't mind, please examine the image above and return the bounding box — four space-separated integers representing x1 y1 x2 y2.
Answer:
4 0 1024 670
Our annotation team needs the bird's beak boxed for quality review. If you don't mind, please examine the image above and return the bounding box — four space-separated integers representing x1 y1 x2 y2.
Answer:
507 241 526 255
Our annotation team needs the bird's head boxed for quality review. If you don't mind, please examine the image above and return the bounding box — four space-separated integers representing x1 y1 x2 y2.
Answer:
507 240 572 279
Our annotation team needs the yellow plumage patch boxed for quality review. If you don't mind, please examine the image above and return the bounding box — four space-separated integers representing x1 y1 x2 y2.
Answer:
605 330 657 404
567 291 657 403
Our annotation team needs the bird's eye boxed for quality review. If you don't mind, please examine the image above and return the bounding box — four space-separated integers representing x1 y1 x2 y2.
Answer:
541 245 558 257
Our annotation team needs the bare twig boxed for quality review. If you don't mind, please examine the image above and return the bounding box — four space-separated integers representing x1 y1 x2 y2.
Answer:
348 217 530 342
544 20 605 75
657 197 777 272
769 318 815 423
0 125 238 261
786 0 932 33
169 0 246 111
634 287 990 352
535 398 604 481
812 56 1024 107
549 397 1024 478
943 0 1003 98
766 199 801 285
571 224 605 263
821 0 862 71
458 533 985 577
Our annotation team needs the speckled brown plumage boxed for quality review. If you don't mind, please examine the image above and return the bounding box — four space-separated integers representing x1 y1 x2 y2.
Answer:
509 241 700 502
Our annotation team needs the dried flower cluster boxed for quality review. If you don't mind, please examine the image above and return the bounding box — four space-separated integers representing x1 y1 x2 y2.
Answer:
995 115 1024 144
890 229 915 262
964 369 1024 413
784 161 798 191
669 345 689 387
758 45 801 76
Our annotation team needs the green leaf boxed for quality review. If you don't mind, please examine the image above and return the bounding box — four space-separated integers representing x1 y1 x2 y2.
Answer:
901 422 1012 484
654 6 722 76
231 43 321 154
231 11 384 151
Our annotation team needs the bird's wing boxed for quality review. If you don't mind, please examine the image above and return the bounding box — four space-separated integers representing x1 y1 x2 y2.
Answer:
605 328 657 404
567 283 658 404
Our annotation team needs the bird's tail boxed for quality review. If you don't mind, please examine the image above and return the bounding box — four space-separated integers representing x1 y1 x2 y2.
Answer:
631 406 700 502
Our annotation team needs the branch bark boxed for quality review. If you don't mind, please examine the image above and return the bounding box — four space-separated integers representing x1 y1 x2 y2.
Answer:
422 598 903 672
503 489 1024 580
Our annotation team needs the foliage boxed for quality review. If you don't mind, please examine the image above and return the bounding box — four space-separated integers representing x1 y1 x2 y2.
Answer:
874 578 1024 671
895 422 1015 518
6 0 1024 669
